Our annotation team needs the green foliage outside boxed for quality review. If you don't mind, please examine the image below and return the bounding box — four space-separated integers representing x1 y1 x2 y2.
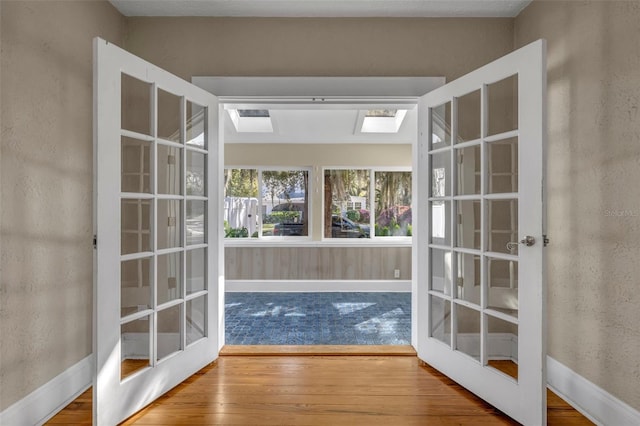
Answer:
263 211 301 224
225 227 248 238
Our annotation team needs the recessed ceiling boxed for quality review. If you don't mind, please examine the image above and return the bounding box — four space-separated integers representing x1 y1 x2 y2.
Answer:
110 0 532 18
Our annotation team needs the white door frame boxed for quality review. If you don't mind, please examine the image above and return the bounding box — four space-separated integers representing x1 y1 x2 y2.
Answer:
194 76 444 349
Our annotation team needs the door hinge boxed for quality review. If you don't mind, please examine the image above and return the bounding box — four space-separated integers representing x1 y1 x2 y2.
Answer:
543 234 550 247
93 235 97 249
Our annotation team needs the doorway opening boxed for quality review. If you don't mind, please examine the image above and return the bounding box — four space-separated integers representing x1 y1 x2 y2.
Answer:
194 77 444 348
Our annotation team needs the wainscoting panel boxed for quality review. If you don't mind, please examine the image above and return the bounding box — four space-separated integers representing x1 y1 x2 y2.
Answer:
225 246 412 280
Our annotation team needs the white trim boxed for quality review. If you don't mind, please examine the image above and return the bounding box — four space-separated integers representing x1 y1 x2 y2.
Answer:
224 239 411 248
0 355 93 426
193 77 444 98
225 279 411 292
547 356 640 426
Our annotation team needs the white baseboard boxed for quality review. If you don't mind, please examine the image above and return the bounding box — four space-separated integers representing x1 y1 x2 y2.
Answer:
225 279 412 292
547 356 640 426
0 354 93 426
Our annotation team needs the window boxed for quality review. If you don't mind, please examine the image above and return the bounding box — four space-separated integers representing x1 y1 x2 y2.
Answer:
224 168 309 239
324 168 412 239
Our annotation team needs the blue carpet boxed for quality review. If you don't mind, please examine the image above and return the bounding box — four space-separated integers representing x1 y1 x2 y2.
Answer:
225 292 411 345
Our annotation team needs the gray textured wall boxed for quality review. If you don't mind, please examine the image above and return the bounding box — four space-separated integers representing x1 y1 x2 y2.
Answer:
516 0 640 410
0 0 126 411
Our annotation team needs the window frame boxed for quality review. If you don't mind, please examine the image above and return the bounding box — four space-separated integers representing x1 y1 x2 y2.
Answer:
322 166 412 243
224 165 313 241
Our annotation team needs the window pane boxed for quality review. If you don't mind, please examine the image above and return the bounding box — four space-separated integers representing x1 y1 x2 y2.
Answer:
121 257 151 318
186 248 206 294
430 102 451 150
121 73 150 136
430 296 451 346
264 170 309 237
121 137 151 194
121 199 151 255
157 252 181 306
157 144 182 195
157 199 182 250
187 151 206 196
186 200 206 245
157 88 181 143
186 296 206 346
186 101 206 148
488 74 518 136
324 169 370 239
375 171 412 237
121 316 150 381
157 304 181 361
224 169 258 238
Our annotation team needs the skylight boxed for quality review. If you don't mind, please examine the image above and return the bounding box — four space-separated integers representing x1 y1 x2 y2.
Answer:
228 109 274 133
361 109 407 133
365 109 397 118
237 109 270 118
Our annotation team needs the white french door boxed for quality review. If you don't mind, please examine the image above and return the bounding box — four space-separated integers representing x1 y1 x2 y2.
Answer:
415 40 547 425
93 38 222 425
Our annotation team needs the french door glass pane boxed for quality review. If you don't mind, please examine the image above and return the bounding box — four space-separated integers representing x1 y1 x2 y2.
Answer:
455 304 480 360
456 252 481 305
157 144 182 195
157 305 182 361
157 88 181 142
456 145 481 195
186 296 206 346
121 257 152 317
430 102 451 150
430 151 450 197
121 316 151 381
457 89 481 143
121 137 151 193
488 138 518 194
487 314 519 381
488 199 518 255
430 296 451 346
186 101 206 148
186 248 206 294
430 200 450 245
487 258 519 318
187 152 206 196
121 73 151 136
157 199 182 250
187 200 206 245
121 199 151 255
157 252 182 306
488 74 518 136
430 249 451 295
456 200 481 250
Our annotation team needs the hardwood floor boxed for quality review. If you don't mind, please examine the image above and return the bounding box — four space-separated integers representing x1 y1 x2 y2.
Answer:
47 352 593 425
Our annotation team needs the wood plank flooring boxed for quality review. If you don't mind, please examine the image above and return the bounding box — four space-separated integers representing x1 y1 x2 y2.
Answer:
220 345 417 356
47 353 593 425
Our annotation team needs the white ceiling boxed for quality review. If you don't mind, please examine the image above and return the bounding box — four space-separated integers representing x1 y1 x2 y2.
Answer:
223 106 418 144
194 77 439 144
110 0 532 18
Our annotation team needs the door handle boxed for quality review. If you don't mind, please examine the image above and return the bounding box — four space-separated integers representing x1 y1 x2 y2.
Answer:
520 236 536 246
506 236 536 252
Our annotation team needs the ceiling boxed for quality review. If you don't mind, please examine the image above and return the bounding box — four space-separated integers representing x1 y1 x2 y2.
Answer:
110 0 532 18
223 105 418 144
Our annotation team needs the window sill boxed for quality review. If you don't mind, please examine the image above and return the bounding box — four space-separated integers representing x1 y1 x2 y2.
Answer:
224 237 412 248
